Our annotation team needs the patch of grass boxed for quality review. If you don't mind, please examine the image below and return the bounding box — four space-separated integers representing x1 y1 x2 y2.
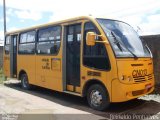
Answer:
0 68 5 84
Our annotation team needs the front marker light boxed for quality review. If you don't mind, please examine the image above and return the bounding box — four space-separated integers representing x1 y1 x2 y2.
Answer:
120 75 133 82
121 75 125 80
128 76 132 81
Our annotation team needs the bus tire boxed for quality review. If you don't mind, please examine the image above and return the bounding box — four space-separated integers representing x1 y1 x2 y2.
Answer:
87 84 110 111
21 73 31 90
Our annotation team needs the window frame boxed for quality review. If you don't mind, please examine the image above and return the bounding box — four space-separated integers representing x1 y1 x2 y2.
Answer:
18 30 36 54
4 35 11 54
83 21 111 71
36 25 62 55
19 30 36 44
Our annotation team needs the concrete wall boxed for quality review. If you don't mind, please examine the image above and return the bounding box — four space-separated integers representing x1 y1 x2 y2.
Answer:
141 35 160 86
0 46 3 68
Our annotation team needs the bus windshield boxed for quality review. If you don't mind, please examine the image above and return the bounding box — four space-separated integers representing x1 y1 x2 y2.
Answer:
97 18 151 58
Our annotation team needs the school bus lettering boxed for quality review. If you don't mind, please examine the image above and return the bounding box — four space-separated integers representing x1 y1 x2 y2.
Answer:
42 58 50 70
4 56 9 60
87 71 101 77
3 16 154 111
132 69 148 78
51 58 61 71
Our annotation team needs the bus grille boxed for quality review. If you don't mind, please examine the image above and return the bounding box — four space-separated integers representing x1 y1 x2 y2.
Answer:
132 87 152 96
133 74 152 83
132 89 144 96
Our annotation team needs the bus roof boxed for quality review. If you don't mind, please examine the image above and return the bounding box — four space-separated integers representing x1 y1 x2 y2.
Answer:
6 16 98 35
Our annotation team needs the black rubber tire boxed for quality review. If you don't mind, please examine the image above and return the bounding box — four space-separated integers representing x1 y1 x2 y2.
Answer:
21 73 31 90
87 84 110 111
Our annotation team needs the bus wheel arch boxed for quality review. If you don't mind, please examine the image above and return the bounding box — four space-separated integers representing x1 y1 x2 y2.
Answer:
82 79 110 111
18 70 27 80
18 70 31 90
82 79 108 97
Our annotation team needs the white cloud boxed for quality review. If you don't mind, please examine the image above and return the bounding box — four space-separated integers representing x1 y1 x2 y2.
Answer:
122 12 160 35
140 23 160 35
0 31 4 41
0 27 19 42
20 19 25 23
0 0 160 35
14 10 42 21
0 17 10 23
147 14 160 23
0 40 4 46
0 18 3 22
139 14 160 35
6 8 14 16
1 0 159 17
8 27 18 32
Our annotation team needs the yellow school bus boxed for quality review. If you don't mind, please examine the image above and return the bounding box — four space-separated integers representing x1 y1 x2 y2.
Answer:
3 16 154 110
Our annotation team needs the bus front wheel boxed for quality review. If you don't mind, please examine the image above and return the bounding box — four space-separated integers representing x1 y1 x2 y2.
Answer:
87 84 110 111
21 74 31 90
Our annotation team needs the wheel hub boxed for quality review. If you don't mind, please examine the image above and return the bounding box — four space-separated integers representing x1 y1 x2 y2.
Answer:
22 77 28 88
91 90 102 106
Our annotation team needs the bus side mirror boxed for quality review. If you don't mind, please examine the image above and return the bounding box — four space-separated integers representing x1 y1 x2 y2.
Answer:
86 32 96 46
86 32 109 46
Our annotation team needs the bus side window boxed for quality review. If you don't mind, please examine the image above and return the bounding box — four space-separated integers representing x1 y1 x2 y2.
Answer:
37 26 61 55
83 22 110 70
19 31 36 54
5 36 11 54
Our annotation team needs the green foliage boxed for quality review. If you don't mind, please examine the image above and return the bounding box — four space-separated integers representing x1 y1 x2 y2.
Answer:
0 68 5 84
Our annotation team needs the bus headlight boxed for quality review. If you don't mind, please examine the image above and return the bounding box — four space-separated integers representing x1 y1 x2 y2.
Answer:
120 75 133 82
120 75 126 80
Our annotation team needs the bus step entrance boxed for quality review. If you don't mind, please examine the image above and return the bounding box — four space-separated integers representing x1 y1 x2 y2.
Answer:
63 91 81 96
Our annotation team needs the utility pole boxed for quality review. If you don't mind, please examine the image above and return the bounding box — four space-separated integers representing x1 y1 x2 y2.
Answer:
3 0 6 37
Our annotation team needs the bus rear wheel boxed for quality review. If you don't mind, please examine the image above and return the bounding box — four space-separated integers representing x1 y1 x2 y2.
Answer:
21 74 31 90
87 84 110 111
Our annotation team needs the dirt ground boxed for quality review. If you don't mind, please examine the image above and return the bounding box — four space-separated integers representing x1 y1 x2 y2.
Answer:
0 80 160 120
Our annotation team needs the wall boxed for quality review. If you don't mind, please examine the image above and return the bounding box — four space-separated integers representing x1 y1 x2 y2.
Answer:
141 35 160 86
0 46 3 68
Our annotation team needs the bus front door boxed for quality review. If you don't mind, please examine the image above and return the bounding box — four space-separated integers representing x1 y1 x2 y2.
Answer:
66 24 81 91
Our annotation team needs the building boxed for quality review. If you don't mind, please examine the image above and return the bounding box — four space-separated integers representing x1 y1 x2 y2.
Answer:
141 34 160 86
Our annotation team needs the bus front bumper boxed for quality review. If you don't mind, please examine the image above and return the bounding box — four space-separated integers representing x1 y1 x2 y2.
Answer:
111 79 154 102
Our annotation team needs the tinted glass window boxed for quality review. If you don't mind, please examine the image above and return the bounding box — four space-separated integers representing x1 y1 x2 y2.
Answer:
38 26 61 41
83 22 110 70
20 31 35 43
5 36 10 45
19 31 36 54
37 26 61 54
20 33 27 43
5 36 11 54
19 43 35 54
97 19 151 58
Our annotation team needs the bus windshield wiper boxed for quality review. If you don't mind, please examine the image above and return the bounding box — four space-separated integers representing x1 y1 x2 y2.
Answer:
111 31 123 52
141 38 152 58
111 31 138 59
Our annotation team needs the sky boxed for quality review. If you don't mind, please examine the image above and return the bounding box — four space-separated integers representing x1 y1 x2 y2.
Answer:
0 0 160 43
